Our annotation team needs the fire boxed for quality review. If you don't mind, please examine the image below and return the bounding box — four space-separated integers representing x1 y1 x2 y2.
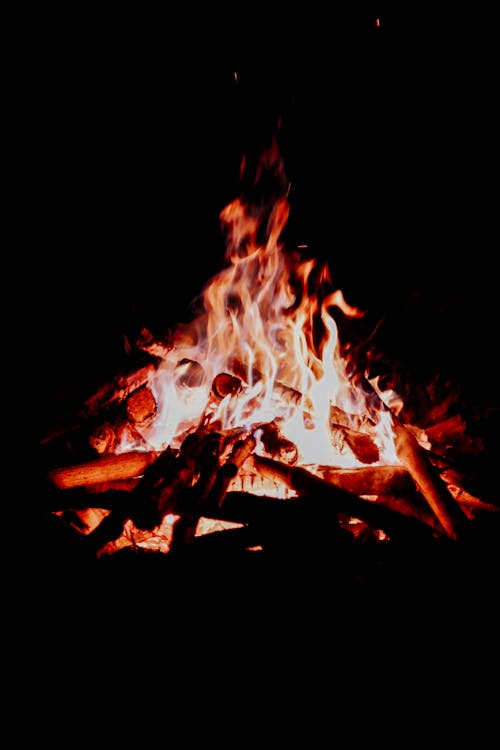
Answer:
53 138 466 560
120 140 399 473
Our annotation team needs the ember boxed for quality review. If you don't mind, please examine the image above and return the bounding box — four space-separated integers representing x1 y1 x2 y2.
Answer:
38 138 499 571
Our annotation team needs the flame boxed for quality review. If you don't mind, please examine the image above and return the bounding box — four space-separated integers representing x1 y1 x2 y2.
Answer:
119 140 399 474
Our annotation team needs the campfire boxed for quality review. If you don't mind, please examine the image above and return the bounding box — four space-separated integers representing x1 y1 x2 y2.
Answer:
40 138 498 569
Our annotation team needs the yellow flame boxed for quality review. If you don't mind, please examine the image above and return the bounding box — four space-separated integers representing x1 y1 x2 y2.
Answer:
119 143 399 471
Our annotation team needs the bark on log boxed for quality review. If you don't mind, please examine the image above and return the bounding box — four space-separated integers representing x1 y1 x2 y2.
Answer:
361 378 470 541
89 419 149 455
47 450 161 490
311 464 414 495
391 418 470 541
83 359 160 416
251 455 437 540
169 432 223 550
125 385 157 424
135 433 205 525
208 434 257 508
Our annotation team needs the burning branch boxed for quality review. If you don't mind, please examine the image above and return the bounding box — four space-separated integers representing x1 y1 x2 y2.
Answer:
391 418 470 540
83 359 160 417
47 450 161 490
252 454 437 540
208 433 257 508
362 379 470 541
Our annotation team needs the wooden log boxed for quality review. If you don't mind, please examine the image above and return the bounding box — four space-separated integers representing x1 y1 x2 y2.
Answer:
258 421 298 464
125 385 157 424
440 470 500 518
89 419 148 455
169 432 223 550
88 385 157 454
133 433 205 526
363 494 442 534
211 372 243 400
311 464 415 495
361 378 470 541
330 423 379 464
208 434 257 508
212 490 440 540
211 368 379 464
83 359 160 416
251 455 437 540
136 327 172 358
47 450 161 490
391 418 470 541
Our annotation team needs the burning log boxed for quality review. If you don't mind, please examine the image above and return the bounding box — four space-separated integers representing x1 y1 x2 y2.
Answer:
136 327 172 358
210 369 379 464
258 421 298 464
311 464 414 495
440 469 500 519
74 436 207 554
133 433 205 526
46 449 413 497
125 385 157 424
364 494 442 533
83 359 160 417
89 385 157 454
89 420 148 455
169 432 223 550
47 450 161 490
330 423 380 464
252 455 437 540
208 434 258 508
390 418 470 541
211 372 243 400
360 379 470 541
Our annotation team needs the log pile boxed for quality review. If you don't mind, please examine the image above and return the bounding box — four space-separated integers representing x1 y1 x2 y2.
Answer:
41 336 499 563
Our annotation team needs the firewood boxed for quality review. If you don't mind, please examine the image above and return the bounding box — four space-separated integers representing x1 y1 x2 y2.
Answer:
136 327 172 358
77 436 208 550
125 385 157 424
211 490 440 544
440 470 500 519
212 368 379 464
391 418 470 541
133 433 206 526
251 455 437 539
169 432 223 550
83 359 159 416
258 421 298 464
80 507 129 557
47 450 161 490
211 372 243 400
363 494 442 533
85 478 140 493
89 419 148 455
330 423 380 464
208 433 257 508
310 464 414 495
175 359 206 388
88 385 157 454
361 378 470 541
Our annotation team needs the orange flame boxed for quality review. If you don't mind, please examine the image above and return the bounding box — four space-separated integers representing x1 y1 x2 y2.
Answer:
119 141 399 471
